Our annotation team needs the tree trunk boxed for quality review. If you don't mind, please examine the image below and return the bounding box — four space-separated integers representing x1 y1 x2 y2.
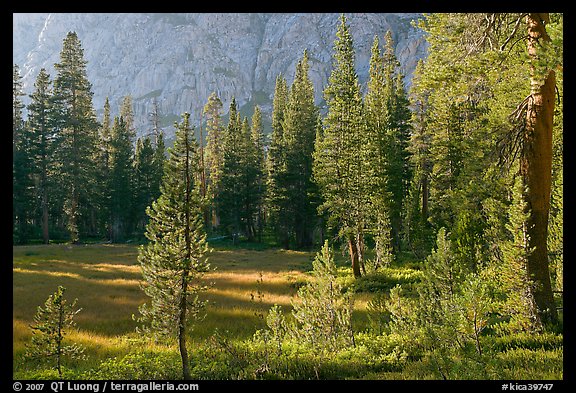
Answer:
178 274 191 380
357 232 366 276
421 171 429 221
348 236 361 278
522 13 557 325
42 186 50 244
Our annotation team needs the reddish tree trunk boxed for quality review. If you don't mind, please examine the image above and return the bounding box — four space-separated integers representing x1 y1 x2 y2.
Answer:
522 13 558 325
348 236 361 278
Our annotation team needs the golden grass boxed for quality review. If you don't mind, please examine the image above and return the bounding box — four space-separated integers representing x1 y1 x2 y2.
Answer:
13 243 372 375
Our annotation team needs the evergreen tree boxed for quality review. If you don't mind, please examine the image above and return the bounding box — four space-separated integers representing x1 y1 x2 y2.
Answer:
239 115 264 241
28 68 56 244
137 112 210 380
120 95 136 144
520 13 558 325
498 175 542 332
132 136 156 236
13 64 25 152
148 96 166 200
413 13 562 325
281 50 319 249
52 32 99 243
364 35 394 265
250 106 266 242
291 241 355 352
266 75 290 248
387 57 412 252
367 31 412 253
203 92 225 230
404 66 433 256
108 116 134 242
217 98 243 242
13 64 35 244
313 14 366 277
25 286 85 379
95 98 112 239
152 131 166 196
409 227 493 378
548 165 562 294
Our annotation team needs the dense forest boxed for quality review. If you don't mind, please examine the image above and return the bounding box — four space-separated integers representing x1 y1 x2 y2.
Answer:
13 13 563 381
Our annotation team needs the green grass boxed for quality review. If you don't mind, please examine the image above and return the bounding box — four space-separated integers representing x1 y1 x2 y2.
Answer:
12 243 563 380
13 243 355 377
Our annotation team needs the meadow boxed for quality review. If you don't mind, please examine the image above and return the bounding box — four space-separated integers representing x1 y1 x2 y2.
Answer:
13 242 374 378
13 242 563 380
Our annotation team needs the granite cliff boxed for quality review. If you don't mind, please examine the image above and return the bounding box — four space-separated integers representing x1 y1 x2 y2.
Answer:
13 13 427 137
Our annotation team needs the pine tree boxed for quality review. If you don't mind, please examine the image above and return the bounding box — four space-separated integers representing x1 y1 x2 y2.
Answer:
120 95 137 145
132 136 156 235
412 13 562 325
137 112 210 380
499 175 543 332
291 241 354 352
203 92 225 230
52 32 99 243
239 115 263 241
520 13 558 325
13 64 25 153
108 116 134 242
217 98 244 242
364 35 394 265
25 286 85 379
148 96 166 199
13 64 35 244
548 155 563 294
250 106 266 242
152 130 166 197
95 98 113 239
404 63 433 256
266 75 290 248
313 14 366 277
281 50 319 249
28 68 56 244
364 31 412 254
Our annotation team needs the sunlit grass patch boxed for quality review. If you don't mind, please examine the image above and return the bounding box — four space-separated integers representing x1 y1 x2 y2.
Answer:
13 243 318 369
12 242 435 379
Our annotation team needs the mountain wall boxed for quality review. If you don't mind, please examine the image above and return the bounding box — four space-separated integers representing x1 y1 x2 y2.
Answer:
13 13 428 138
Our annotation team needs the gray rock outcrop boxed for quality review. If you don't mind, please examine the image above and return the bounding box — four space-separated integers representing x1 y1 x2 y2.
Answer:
13 13 428 139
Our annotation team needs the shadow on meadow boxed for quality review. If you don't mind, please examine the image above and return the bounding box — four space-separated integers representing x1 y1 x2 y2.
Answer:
13 244 317 341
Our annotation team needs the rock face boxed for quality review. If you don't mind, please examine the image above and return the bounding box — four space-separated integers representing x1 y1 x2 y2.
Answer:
13 13 427 138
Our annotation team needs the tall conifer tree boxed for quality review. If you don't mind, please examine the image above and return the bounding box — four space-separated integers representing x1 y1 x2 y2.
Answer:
95 98 112 239
13 64 35 243
108 116 134 242
250 106 266 242
203 92 225 230
133 136 157 235
313 14 366 277
217 98 243 241
28 68 56 244
281 51 319 249
364 35 394 265
52 32 99 243
137 112 210 380
267 75 290 247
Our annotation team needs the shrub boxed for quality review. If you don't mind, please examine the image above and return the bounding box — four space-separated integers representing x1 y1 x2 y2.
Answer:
90 351 181 379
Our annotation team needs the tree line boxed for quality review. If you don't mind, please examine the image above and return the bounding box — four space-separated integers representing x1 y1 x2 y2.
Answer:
13 32 166 245
14 13 562 333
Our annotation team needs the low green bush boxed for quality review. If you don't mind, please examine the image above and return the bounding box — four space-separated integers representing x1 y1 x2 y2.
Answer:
347 267 423 293
87 351 181 379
